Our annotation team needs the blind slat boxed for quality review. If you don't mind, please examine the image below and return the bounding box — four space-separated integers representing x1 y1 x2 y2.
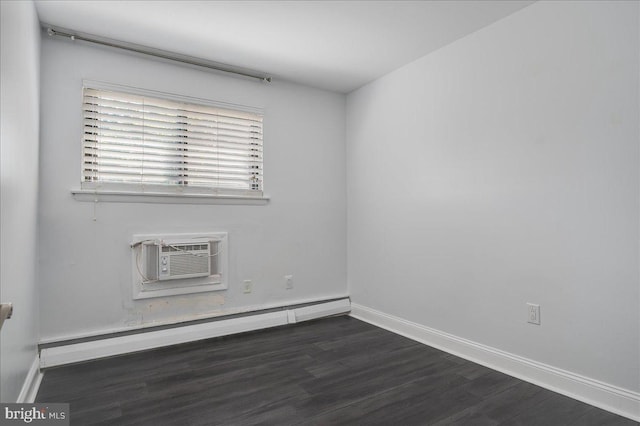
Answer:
83 104 263 131
84 88 262 122
84 125 262 149
83 131 262 152
83 155 262 173
83 143 262 161
83 165 259 180
83 108 263 133
83 116 262 142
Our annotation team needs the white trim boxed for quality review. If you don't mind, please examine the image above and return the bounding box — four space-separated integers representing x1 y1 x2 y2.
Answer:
39 299 351 369
71 189 270 205
292 299 351 323
350 303 640 422
16 356 43 403
38 294 350 345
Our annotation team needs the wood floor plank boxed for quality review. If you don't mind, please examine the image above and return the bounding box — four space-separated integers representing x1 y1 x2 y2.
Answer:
35 316 637 425
433 380 551 425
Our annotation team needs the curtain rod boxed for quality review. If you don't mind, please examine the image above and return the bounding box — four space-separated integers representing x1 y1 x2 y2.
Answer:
44 26 272 83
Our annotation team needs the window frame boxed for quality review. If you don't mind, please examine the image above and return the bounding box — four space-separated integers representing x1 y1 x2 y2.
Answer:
74 80 268 204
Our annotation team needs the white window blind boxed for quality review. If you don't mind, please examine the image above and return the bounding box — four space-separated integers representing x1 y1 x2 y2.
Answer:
82 87 263 196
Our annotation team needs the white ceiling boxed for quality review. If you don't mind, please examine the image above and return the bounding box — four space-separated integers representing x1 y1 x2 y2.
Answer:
34 0 535 93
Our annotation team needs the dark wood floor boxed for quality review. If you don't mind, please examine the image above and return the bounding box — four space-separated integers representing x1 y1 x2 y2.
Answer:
36 316 637 426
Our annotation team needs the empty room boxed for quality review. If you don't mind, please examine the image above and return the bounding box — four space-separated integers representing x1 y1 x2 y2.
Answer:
1 0 638 424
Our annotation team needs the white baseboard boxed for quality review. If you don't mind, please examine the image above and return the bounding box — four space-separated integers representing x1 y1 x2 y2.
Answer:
350 303 640 422
40 299 351 369
16 356 43 403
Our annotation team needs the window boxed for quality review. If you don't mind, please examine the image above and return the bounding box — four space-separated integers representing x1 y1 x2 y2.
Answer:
81 85 264 198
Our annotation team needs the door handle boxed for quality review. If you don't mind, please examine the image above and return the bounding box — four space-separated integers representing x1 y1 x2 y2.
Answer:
0 303 13 330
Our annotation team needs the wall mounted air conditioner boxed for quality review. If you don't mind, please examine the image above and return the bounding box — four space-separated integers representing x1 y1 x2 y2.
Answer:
131 232 228 300
146 239 211 281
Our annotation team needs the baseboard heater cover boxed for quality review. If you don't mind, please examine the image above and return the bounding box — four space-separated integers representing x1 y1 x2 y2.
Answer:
39 298 351 368
287 299 351 323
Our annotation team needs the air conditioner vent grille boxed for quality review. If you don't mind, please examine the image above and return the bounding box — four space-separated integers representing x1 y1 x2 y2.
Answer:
162 244 208 252
169 252 210 277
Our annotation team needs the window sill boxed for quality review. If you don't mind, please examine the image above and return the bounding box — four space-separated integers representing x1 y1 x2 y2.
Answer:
134 281 227 300
71 189 270 205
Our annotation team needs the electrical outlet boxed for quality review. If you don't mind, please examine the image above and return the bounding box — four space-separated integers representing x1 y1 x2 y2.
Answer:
243 280 252 294
527 303 540 325
285 275 293 290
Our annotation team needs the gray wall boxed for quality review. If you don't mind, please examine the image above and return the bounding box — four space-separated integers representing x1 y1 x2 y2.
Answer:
347 0 639 392
0 0 41 402
38 37 347 341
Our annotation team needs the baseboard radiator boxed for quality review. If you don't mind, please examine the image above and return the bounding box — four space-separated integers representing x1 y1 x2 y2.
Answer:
39 298 350 369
